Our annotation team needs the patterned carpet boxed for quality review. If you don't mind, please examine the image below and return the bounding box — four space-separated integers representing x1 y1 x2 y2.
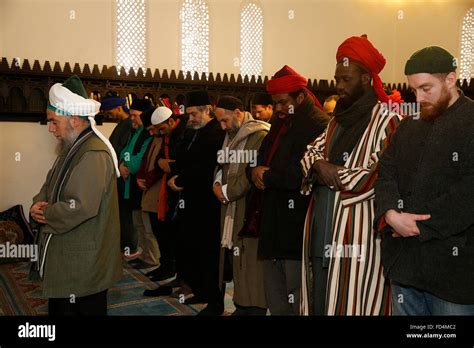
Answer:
0 261 235 316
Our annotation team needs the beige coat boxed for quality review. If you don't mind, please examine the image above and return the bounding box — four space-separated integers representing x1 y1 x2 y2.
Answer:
218 114 269 308
141 137 163 213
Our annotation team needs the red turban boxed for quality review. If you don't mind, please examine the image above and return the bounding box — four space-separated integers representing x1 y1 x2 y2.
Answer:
336 36 391 103
267 65 323 110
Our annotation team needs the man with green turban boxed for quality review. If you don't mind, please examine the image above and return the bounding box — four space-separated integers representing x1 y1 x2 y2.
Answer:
29 75 122 315
375 47 474 315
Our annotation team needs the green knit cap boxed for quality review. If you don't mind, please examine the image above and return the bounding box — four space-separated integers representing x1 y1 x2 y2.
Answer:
404 46 456 75
62 75 88 98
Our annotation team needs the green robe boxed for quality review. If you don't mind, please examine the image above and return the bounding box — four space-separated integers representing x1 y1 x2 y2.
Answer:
120 126 152 199
32 131 122 298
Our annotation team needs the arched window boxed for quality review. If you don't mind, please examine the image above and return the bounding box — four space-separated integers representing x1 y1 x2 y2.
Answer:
240 2 263 77
460 7 473 83
116 0 147 75
181 0 209 76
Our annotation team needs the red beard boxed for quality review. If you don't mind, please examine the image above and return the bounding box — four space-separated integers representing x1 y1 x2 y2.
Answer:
420 88 451 121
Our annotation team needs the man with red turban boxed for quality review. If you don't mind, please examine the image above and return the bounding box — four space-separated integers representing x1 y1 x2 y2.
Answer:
251 65 329 315
300 35 402 315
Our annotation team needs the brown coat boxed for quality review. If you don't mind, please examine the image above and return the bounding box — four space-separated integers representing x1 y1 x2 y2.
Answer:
140 137 164 213
218 114 269 308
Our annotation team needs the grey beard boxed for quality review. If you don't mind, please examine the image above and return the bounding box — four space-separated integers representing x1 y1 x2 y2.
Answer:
56 131 79 154
226 129 237 139
187 121 205 130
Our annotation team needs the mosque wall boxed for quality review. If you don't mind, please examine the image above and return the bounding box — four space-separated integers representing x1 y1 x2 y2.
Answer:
1 0 470 83
0 0 472 214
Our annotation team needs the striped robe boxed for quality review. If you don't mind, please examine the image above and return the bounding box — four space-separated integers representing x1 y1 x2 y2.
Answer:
300 102 401 315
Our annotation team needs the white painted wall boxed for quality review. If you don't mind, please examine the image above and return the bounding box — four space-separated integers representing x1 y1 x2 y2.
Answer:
0 0 472 214
1 0 471 82
0 122 116 214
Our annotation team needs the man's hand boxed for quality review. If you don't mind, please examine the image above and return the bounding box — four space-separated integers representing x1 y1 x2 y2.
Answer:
213 182 228 204
312 160 346 191
119 163 130 179
137 178 147 191
158 158 175 173
251 166 269 190
385 209 431 238
168 175 184 192
30 201 48 224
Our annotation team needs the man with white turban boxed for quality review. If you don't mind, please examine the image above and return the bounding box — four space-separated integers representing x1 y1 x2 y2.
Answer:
29 75 122 316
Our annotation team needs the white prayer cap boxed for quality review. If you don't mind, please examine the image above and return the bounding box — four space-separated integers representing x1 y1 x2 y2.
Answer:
151 106 172 125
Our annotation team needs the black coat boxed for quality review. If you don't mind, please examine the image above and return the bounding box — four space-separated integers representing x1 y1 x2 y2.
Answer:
150 114 188 220
375 93 474 304
173 118 225 301
109 117 132 156
257 97 329 260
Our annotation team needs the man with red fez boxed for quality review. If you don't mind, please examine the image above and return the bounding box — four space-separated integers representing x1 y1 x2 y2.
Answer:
252 65 329 315
300 35 402 315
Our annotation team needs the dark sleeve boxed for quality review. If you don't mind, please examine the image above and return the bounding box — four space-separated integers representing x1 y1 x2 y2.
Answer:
374 121 405 231
136 141 151 180
263 122 325 191
174 130 225 189
417 138 474 242
246 129 269 182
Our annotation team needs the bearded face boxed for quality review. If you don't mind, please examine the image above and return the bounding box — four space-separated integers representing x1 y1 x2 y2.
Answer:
335 62 369 110
186 106 211 130
407 72 455 121
419 83 451 121
47 110 81 153
215 107 242 138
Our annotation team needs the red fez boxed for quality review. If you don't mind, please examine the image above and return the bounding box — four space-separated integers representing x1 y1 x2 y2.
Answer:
336 35 390 103
267 65 323 110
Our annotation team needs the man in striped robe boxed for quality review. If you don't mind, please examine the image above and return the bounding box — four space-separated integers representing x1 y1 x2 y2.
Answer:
300 35 402 315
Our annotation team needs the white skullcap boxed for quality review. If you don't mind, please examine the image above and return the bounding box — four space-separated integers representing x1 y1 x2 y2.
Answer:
151 106 173 125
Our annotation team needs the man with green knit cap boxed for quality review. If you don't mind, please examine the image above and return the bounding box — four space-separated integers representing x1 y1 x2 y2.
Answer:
29 75 122 315
375 47 474 315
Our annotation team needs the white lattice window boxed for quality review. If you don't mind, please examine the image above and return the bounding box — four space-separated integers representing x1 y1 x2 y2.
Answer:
180 0 209 76
116 0 147 75
240 2 263 77
460 7 474 83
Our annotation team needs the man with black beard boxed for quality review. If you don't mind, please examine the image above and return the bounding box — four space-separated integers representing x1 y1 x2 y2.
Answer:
253 65 329 316
375 46 474 315
301 35 401 315
167 91 226 315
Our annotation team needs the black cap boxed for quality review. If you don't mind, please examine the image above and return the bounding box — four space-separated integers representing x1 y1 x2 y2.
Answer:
130 98 152 112
405 46 456 75
251 92 273 106
185 90 211 107
140 107 154 128
216 96 244 111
